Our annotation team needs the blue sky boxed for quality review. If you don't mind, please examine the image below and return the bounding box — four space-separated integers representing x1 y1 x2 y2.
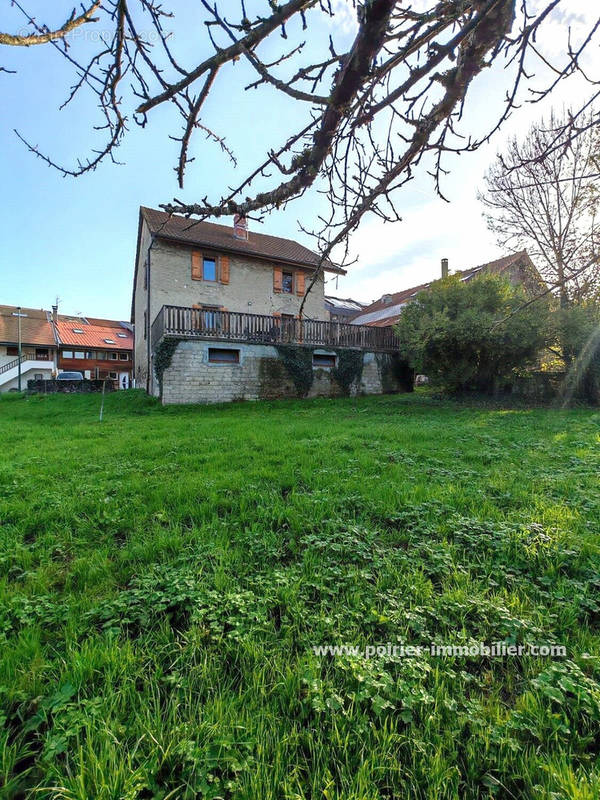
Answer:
0 1 595 318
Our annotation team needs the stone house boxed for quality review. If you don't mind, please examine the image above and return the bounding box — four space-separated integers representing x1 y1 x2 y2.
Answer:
132 207 408 404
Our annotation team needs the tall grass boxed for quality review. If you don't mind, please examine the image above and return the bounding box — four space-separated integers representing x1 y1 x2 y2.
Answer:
0 390 599 798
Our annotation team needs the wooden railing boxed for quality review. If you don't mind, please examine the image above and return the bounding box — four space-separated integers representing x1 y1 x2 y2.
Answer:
151 305 399 353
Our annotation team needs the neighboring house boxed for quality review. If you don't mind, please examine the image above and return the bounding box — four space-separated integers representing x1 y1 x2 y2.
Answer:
133 207 347 393
54 311 134 388
0 305 57 392
325 296 367 323
351 251 542 327
132 207 408 404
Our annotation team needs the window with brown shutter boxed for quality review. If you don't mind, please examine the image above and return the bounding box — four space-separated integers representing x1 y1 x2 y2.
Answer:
191 251 203 280
273 266 283 293
296 271 305 296
220 255 230 284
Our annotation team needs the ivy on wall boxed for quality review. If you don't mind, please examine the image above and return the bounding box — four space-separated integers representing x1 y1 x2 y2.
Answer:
153 337 183 397
275 344 314 396
332 349 364 394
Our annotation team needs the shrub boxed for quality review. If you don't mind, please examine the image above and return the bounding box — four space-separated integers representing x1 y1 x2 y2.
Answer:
395 273 550 393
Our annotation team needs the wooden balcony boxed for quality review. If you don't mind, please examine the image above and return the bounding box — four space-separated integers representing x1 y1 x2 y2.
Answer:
151 305 400 353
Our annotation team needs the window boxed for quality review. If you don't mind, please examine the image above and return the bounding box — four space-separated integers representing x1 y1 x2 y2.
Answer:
117 332 127 338
208 347 240 364
104 338 116 344
282 271 294 294
63 350 73 359
108 371 117 379
313 352 337 368
34 373 43 381
72 328 84 334
203 257 217 281
110 352 118 360
7 346 18 356
86 351 94 359
35 348 49 360
119 353 129 361
74 351 85 360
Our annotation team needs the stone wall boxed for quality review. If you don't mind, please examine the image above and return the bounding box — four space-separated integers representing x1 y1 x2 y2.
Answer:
158 339 410 405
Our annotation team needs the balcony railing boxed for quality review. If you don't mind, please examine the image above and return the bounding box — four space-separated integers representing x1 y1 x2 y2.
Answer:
151 305 399 353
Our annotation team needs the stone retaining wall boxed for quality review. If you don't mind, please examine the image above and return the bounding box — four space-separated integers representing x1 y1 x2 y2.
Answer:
158 339 411 405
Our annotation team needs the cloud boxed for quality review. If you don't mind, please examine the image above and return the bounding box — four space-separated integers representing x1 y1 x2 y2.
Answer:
328 195 500 304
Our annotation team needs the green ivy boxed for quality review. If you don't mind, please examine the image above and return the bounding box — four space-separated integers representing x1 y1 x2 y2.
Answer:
332 349 364 395
276 344 314 396
376 353 414 393
153 337 183 397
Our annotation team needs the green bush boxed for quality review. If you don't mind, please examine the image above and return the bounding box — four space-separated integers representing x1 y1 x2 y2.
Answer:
395 273 550 393
551 304 600 403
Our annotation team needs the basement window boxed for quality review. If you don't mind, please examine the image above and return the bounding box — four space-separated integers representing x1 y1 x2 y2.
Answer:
208 347 240 364
312 352 337 368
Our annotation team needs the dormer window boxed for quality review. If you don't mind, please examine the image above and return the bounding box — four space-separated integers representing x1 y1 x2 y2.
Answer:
117 332 127 338
104 338 116 344
381 294 393 305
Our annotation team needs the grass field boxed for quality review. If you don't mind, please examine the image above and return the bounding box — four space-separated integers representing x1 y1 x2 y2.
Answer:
1 390 599 799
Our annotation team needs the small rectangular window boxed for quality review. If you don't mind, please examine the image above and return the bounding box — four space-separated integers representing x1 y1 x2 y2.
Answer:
35 348 49 360
7 346 18 356
63 350 73 359
282 271 293 294
203 257 217 281
119 353 128 361
74 351 85 359
208 347 239 364
117 332 127 338
108 371 117 379
110 352 118 360
313 353 336 368
72 328 84 334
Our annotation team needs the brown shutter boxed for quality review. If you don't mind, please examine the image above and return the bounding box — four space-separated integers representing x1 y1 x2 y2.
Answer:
191 251 203 280
220 255 230 284
273 266 282 293
296 271 305 296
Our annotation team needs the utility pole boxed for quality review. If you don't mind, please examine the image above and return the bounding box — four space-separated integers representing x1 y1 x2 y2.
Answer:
12 307 27 392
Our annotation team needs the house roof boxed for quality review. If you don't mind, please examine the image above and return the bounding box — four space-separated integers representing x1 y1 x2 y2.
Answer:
55 319 134 350
140 207 346 274
324 296 367 314
351 251 534 327
0 305 56 347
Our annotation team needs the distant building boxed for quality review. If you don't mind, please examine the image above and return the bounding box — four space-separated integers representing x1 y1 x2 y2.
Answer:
0 305 57 391
0 304 134 392
351 251 542 327
54 310 134 388
324 296 367 323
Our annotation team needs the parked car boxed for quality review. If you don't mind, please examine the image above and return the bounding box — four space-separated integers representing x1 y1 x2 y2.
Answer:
56 371 84 381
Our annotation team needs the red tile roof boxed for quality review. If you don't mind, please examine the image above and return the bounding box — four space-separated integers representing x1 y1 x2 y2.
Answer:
56 320 133 350
351 251 535 327
141 207 346 274
0 305 56 347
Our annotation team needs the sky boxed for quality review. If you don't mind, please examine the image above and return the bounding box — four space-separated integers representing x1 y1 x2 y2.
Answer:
0 0 596 319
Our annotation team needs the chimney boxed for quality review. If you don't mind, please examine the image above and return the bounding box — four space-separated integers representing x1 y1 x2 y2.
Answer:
52 303 58 324
233 213 248 240
441 257 449 279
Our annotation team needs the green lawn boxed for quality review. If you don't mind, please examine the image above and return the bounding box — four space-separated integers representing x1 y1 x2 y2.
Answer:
1 390 599 799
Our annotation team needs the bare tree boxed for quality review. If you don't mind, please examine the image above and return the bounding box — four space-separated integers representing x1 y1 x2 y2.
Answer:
2 1 600 308
480 109 600 308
